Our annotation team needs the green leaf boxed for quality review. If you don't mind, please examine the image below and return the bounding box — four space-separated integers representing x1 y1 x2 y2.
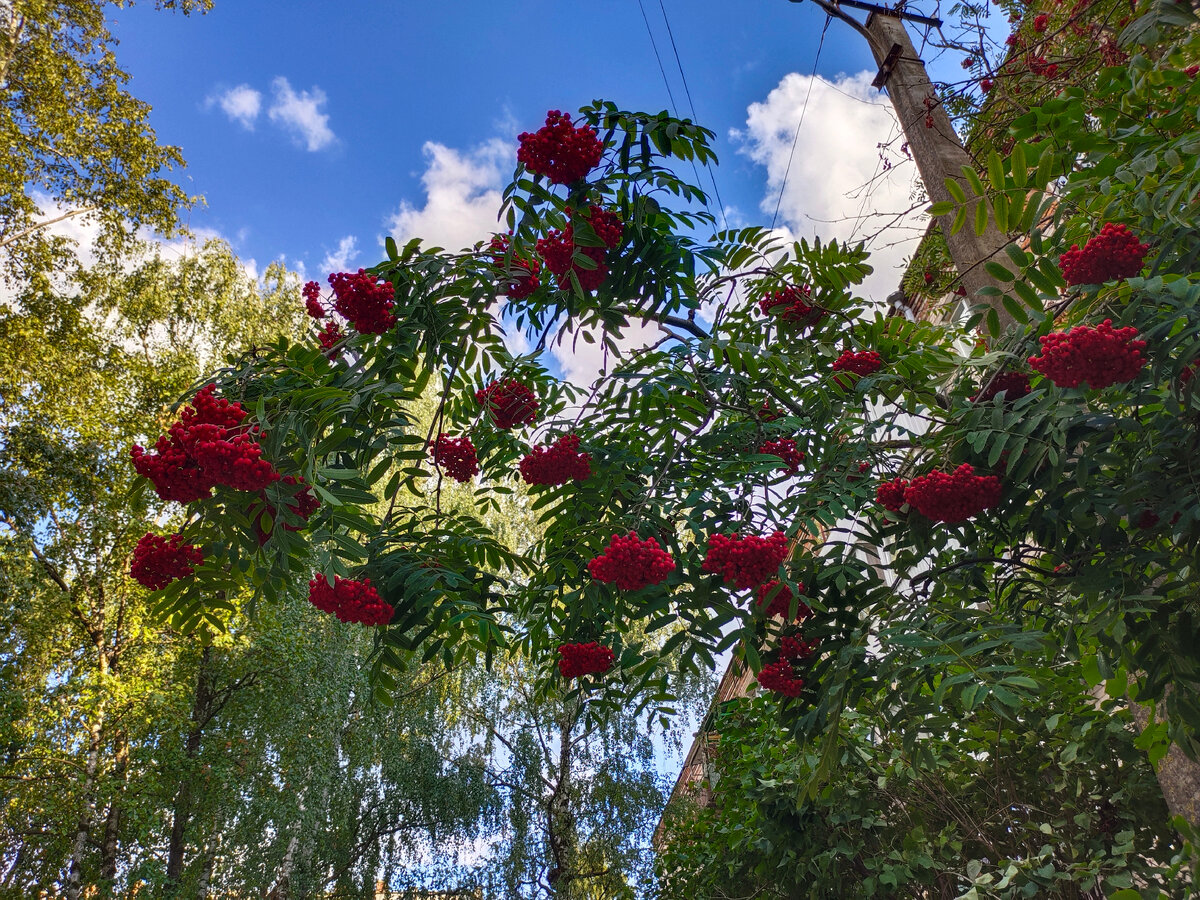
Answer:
987 150 1005 193
973 199 989 236
951 204 968 236
1002 294 1029 324
986 307 1000 336
945 177 967 204
984 261 1015 282
1011 143 1028 188
1004 243 1029 269
962 165 986 197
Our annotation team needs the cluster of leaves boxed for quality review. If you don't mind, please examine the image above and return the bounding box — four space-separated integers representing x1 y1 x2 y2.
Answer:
113 7 1200 900
655 673 1189 899
0 0 206 285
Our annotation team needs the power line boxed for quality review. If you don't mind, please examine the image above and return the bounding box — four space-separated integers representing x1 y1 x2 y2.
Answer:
771 14 832 231
638 0 681 114
637 0 725 232
656 0 728 229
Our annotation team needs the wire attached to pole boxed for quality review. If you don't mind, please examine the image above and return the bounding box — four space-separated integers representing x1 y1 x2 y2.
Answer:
771 13 832 231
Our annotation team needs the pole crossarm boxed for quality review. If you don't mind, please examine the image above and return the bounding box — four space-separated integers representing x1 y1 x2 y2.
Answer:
787 0 942 53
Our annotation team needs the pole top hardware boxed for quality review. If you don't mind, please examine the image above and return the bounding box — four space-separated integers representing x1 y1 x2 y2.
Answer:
788 0 943 29
871 42 905 88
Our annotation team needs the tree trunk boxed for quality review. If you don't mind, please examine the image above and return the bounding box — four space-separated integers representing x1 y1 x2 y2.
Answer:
545 707 578 896
98 732 129 891
166 646 216 894
267 834 300 900
0 8 25 89
1129 694 1200 829
64 636 110 900
195 836 218 899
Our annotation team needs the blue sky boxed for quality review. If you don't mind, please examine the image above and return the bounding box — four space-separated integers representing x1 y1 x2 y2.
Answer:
108 0 985 312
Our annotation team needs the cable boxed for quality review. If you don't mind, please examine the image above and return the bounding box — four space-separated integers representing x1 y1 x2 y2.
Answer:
657 0 728 229
638 0 680 114
637 0 725 232
771 13 832 231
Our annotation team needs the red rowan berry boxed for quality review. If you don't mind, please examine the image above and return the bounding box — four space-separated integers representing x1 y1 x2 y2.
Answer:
702 531 789 591
432 434 480 483
517 110 604 185
903 463 1002 523
588 533 676 591
1058 223 1149 286
1028 319 1146 389
475 379 539 429
557 642 615 679
519 433 591 485
307 574 393 626
130 532 203 590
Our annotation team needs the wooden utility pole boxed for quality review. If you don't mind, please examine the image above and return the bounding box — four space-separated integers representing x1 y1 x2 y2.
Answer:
789 0 1014 328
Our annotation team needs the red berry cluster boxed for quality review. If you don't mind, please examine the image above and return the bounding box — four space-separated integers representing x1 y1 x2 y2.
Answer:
431 433 480 483
1027 55 1058 77
832 349 884 384
307 574 393 626
757 653 807 697
876 478 909 513
489 234 541 300
318 321 343 353
132 385 279 503
583 205 624 249
303 280 325 318
517 110 604 185
190 431 280 492
1133 509 1160 530
254 475 320 544
758 438 805 474
538 228 606 292
1058 223 1149 286
702 531 789 591
759 285 822 328
1033 13 1049 30
557 642 615 679
130 532 203 590
1027 319 1146 389
588 533 676 591
971 371 1031 403
780 635 819 661
903 463 1002 523
536 207 622 294
766 634 821 693
755 580 812 620
519 433 591 485
475 378 539 429
848 462 871 483
756 402 782 423
327 270 396 335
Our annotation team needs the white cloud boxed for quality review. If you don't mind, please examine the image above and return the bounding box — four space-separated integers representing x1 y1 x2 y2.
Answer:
551 317 665 387
210 84 262 130
384 138 511 252
734 71 924 303
267 77 335 152
318 235 358 273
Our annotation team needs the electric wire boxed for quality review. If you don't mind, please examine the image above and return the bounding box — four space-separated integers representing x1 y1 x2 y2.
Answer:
771 13 833 231
657 0 729 229
638 0 681 115
637 0 724 231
